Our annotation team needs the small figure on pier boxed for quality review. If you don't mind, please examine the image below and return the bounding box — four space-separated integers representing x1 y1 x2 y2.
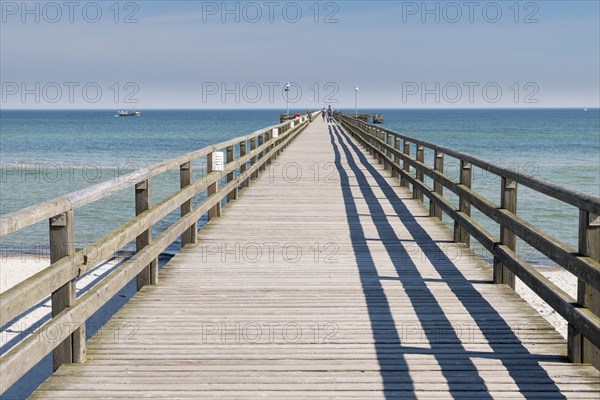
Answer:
372 113 384 124
321 107 327 121
327 105 333 122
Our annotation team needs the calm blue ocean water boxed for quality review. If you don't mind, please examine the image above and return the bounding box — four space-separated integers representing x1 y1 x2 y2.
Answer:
1 109 598 263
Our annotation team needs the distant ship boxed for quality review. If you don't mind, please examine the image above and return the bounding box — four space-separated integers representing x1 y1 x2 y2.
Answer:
115 109 141 117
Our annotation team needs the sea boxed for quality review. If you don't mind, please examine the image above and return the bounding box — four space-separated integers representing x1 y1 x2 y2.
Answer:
1 109 599 266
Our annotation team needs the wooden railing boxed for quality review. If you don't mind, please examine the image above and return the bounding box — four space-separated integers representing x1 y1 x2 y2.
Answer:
336 112 600 370
0 113 316 393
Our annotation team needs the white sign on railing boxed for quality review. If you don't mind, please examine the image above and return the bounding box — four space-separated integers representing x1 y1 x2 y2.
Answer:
212 151 225 171
290 121 295 128
272 128 279 138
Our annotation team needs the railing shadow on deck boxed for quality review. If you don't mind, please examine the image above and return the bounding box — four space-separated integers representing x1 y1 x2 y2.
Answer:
334 111 600 373
329 124 569 399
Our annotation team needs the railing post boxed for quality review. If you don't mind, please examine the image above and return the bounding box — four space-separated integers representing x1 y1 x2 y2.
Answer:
371 127 381 163
240 140 249 188
377 129 384 165
180 162 197 247
569 210 600 368
280 126 286 153
136 179 157 288
391 135 400 178
207 152 222 220
50 210 85 369
265 130 272 165
429 151 444 219
273 128 280 155
371 126 377 156
363 124 371 154
401 140 410 188
226 145 236 201
251 136 258 180
385 132 393 172
274 128 281 155
360 123 366 151
367 126 374 155
382 132 389 170
257 133 265 172
454 161 472 245
413 145 424 201
493 178 517 287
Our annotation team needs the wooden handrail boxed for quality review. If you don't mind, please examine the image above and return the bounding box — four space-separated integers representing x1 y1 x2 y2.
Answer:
0 117 320 237
336 114 600 215
336 112 600 370
0 113 316 393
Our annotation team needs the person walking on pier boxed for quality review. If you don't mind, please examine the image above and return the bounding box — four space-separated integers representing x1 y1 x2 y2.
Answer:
321 107 327 121
327 105 333 123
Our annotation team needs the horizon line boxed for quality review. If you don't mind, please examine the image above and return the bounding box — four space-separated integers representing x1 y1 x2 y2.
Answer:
2 107 598 111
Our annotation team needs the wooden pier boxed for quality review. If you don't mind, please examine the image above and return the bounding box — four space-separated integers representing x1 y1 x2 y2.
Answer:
1 113 599 399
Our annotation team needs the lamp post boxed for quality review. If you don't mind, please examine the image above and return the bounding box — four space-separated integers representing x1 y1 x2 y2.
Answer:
354 86 359 117
285 82 291 116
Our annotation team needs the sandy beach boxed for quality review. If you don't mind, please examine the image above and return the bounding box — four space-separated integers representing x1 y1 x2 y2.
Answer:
1 255 126 351
0 254 138 399
514 265 577 340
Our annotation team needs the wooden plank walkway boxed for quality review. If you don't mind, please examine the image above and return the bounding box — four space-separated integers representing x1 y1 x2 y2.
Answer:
30 118 600 399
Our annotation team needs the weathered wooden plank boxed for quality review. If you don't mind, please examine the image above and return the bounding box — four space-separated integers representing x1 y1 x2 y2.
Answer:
179 161 197 247
0 118 309 394
0 122 306 327
494 177 517 287
135 179 155 289
429 150 443 219
22 117 600 398
570 210 600 369
340 116 600 349
413 144 424 201
48 210 83 369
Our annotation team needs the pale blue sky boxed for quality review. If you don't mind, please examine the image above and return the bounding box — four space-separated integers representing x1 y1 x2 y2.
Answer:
1 0 598 109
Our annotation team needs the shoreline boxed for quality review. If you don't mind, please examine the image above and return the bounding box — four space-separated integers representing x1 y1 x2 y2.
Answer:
513 265 576 340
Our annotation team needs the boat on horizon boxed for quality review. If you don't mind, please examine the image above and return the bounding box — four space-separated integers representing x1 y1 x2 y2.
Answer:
115 109 141 117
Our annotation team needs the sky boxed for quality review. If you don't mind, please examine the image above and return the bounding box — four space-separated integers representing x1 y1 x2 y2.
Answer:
1 0 599 109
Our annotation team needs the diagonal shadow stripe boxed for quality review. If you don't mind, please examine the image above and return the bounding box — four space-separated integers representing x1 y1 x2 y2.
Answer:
327 125 417 398
331 123 567 399
330 125 496 398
